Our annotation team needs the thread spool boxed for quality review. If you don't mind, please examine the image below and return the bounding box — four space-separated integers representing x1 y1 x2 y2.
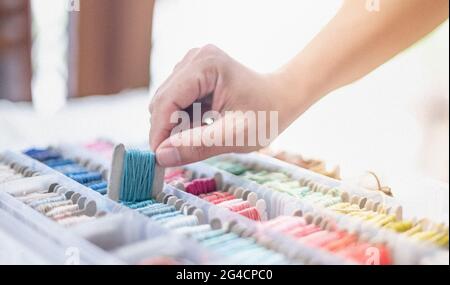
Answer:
23 147 108 194
108 144 165 202
12 181 100 227
0 161 26 183
168 168 271 221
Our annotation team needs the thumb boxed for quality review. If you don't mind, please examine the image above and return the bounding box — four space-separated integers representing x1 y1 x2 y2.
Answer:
155 116 255 167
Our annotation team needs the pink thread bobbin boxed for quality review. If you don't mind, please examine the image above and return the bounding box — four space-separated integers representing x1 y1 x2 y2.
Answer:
165 169 266 222
259 215 392 264
185 178 217 195
226 201 251 212
237 207 261 221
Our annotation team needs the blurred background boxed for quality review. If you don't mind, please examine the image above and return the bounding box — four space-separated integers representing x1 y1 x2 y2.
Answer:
0 0 448 219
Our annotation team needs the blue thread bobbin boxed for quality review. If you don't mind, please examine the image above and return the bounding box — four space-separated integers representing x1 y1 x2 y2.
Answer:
24 147 108 195
107 144 165 203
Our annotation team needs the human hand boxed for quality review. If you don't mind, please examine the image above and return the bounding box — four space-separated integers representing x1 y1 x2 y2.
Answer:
149 45 313 167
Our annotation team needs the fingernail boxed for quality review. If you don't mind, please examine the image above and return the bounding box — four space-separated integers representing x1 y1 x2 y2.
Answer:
156 147 181 166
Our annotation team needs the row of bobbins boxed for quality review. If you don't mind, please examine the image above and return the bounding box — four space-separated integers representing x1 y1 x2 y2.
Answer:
0 155 40 184
214 159 349 210
300 208 448 263
71 156 109 181
8 182 106 227
202 216 343 264
301 177 404 222
173 218 292 265
118 215 292 265
256 212 392 265
166 168 267 221
24 147 109 195
154 191 206 225
281 161 446 247
210 157 449 248
49 148 109 193
325 189 448 247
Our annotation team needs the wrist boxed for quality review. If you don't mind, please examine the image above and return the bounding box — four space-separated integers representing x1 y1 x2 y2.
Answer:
269 64 326 125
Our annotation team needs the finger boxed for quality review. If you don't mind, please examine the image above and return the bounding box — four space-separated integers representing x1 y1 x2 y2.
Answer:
155 114 258 167
149 61 218 151
149 101 180 152
173 48 200 72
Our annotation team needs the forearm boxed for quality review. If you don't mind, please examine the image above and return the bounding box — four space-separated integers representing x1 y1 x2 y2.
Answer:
278 0 448 114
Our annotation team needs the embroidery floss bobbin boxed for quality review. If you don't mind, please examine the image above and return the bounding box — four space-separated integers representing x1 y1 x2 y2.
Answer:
108 144 165 202
167 169 266 221
23 147 109 195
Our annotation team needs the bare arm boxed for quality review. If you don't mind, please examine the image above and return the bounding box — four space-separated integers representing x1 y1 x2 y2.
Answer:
281 0 449 113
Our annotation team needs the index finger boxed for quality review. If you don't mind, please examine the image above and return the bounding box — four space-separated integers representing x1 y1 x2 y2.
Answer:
149 63 209 151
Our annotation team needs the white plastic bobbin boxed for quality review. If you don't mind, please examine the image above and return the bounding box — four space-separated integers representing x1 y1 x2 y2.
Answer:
390 206 403 220
167 196 178 206
108 143 165 202
210 218 222 230
151 167 165 199
108 144 125 201
156 192 166 203
292 209 303 217
174 199 186 210
192 208 206 224
234 187 245 198
174 181 185 191
213 173 223 190
81 200 98 217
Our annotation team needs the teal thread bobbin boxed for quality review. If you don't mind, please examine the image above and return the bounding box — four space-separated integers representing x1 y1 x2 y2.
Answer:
108 144 165 203
119 149 156 202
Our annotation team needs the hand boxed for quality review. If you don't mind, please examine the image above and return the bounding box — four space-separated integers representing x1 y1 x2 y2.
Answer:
149 45 313 167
